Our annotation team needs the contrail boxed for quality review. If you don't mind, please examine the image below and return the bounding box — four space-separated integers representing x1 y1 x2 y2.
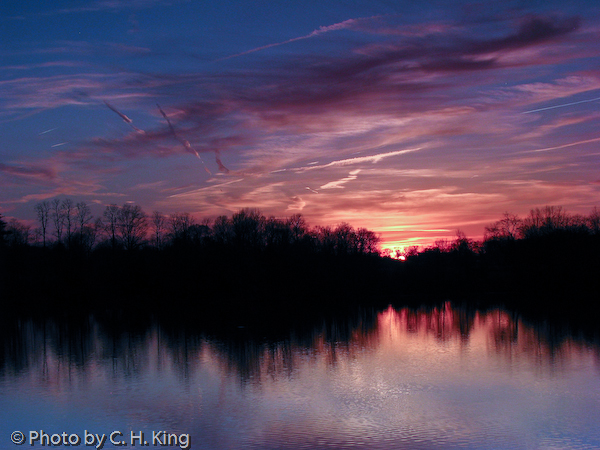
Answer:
104 101 145 134
157 104 211 174
219 18 363 61
529 136 600 153
39 128 58 135
51 142 68 148
522 96 600 114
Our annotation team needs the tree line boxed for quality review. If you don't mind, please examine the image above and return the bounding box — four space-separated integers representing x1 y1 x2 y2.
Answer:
4 201 597 257
0 201 386 321
0 200 380 256
395 205 600 312
1 203 598 318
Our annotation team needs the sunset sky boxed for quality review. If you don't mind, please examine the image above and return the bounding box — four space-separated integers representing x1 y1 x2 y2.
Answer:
2 0 600 250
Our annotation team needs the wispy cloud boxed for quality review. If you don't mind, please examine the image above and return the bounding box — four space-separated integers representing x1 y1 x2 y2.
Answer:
220 17 372 60
320 169 361 190
522 95 600 114
2 61 84 70
4 9 599 248
43 0 179 15
0 72 156 114
293 149 422 172
0 162 58 181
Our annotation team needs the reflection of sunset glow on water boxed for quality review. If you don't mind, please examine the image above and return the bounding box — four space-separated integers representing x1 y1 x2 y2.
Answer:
2 307 600 449
374 304 598 375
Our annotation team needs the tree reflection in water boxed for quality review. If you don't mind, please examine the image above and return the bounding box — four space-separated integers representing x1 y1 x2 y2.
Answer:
2 302 600 450
1 302 598 384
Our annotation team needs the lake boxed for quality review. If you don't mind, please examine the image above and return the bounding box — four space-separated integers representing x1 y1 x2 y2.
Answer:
1 302 599 449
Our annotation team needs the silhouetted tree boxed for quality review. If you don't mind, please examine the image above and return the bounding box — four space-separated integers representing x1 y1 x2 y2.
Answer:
31 227 43 246
72 218 100 253
263 216 290 248
102 204 120 250
51 198 65 244
152 211 166 249
6 219 31 247
452 229 476 253
403 246 416 257
521 206 570 238
315 226 336 254
188 222 211 244
212 215 232 245
0 213 7 246
333 222 355 255
62 198 75 246
355 227 380 254
587 207 600 234
93 217 103 243
34 200 51 247
485 212 521 241
231 208 264 250
286 214 308 244
118 203 147 250
433 238 450 252
75 201 92 235
169 212 194 244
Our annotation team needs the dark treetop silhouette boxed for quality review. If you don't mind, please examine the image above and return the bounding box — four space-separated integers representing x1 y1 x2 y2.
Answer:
1 203 599 327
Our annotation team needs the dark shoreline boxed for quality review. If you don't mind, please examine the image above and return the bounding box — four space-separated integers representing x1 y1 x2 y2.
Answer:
1 206 599 335
3 231 599 302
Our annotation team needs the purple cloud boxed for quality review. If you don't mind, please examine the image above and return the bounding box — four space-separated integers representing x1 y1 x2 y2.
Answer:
0 163 57 181
468 16 581 54
3 9 598 249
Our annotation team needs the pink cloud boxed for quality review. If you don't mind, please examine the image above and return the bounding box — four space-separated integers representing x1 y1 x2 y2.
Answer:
4 12 599 249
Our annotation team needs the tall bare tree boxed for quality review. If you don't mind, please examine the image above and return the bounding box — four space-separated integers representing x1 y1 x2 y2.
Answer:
34 200 51 247
83 217 103 251
51 198 65 243
169 212 194 243
61 198 74 246
118 203 148 250
75 201 92 234
102 204 120 249
152 211 166 248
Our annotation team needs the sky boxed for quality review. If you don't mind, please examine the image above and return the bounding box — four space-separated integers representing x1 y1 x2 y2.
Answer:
1 0 600 251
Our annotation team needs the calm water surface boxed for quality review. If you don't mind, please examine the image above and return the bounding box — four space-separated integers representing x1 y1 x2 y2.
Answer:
1 303 599 449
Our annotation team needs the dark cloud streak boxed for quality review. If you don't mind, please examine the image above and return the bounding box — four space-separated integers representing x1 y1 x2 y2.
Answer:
468 16 581 54
0 163 57 181
157 103 212 174
104 101 145 134
5 13 591 201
